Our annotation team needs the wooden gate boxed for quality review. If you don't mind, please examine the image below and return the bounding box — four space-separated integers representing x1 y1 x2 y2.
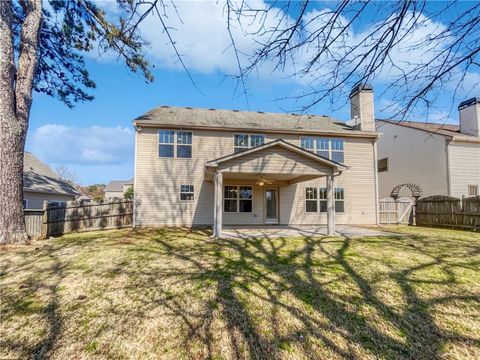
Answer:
379 197 414 225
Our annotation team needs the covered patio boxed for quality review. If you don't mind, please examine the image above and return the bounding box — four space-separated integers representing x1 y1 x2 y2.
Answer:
221 225 392 239
205 139 348 238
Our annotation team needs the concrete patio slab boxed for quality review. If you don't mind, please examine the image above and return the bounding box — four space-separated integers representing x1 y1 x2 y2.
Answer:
222 225 394 239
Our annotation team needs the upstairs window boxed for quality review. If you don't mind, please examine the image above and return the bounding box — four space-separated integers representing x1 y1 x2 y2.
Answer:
301 137 344 163
177 131 192 158
378 158 388 172
159 130 192 158
234 134 265 153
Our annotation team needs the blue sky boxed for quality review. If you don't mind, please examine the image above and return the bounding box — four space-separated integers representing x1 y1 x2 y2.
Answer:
26 1 480 185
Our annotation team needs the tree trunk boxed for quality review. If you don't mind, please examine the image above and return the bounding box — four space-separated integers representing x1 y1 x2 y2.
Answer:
0 0 42 244
0 117 29 244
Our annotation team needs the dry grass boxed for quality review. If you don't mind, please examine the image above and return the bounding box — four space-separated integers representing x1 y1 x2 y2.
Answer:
1 226 479 359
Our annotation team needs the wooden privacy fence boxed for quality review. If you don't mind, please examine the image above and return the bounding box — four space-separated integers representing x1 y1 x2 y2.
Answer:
24 209 45 238
379 197 414 225
416 195 480 231
24 200 133 238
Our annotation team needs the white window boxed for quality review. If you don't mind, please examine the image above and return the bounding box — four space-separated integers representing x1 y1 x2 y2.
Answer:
233 134 265 153
378 158 388 172
300 137 345 163
159 130 175 157
468 185 478 197
305 187 344 213
180 185 194 201
335 188 345 213
305 187 318 212
159 130 192 158
224 185 252 212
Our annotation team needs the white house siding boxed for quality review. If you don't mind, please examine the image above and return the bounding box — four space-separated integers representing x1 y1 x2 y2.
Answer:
448 142 480 198
376 122 449 197
134 127 377 226
23 191 75 209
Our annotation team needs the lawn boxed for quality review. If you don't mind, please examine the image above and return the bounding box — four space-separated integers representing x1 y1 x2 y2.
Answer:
1 226 479 359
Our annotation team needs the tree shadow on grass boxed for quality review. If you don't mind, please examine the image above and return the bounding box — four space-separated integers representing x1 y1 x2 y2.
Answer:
151 230 480 359
1 228 479 359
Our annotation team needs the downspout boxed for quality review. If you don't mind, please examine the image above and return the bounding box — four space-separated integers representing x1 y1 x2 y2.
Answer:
133 125 139 227
445 138 453 196
373 137 380 225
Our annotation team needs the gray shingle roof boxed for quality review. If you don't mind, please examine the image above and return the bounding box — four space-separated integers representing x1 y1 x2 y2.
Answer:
23 152 79 196
134 106 376 136
105 179 133 192
376 119 480 142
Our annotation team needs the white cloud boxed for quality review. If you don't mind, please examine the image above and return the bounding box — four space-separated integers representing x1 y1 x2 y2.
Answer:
28 124 134 165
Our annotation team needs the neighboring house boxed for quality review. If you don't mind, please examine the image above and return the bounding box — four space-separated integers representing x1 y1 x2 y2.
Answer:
376 97 480 198
23 152 79 209
133 85 380 236
105 179 133 199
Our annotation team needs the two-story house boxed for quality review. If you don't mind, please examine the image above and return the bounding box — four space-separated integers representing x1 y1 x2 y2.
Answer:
376 97 480 198
132 85 380 237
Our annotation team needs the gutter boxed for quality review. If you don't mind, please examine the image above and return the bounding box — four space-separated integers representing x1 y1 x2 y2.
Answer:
133 121 380 139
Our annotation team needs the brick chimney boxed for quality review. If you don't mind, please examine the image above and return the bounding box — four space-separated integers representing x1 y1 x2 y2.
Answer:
458 97 480 137
349 84 375 131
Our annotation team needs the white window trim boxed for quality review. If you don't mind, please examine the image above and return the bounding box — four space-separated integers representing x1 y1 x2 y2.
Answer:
179 184 195 201
468 184 478 197
300 137 345 162
233 133 266 153
304 186 345 213
378 157 389 172
158 129 193 159
223 185 253 213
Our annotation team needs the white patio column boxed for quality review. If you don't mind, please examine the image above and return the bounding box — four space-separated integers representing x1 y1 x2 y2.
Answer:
213 172 223 238
326 174 336 236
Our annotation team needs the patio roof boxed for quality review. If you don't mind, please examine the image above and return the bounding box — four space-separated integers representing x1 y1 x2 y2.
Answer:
205 139 348 170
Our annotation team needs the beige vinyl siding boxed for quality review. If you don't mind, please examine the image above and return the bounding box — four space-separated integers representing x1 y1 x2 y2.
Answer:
135 128 377 226
448 142 480 198
23 191 75 209
280 137 377 225
376 122 449 197
218 146 333 175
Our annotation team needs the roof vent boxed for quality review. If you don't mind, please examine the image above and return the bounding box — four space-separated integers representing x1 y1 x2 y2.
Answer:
160 105 170 108
232 109 239 112
185 106 193 109
208 108 216 111
257 111 264 114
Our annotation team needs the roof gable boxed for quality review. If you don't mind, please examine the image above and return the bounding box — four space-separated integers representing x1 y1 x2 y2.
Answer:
206 139 347 171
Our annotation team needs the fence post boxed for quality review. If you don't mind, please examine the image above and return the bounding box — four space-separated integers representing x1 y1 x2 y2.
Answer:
40 201 48 238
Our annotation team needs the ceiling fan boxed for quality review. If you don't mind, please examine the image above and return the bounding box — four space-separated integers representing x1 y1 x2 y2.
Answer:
256 177 274 186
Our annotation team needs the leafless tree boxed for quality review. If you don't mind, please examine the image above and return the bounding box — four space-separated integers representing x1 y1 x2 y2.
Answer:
225 0 480 118
55 165 78 186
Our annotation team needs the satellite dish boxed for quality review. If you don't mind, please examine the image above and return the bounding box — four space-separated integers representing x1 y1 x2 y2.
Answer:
346 116 360 127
